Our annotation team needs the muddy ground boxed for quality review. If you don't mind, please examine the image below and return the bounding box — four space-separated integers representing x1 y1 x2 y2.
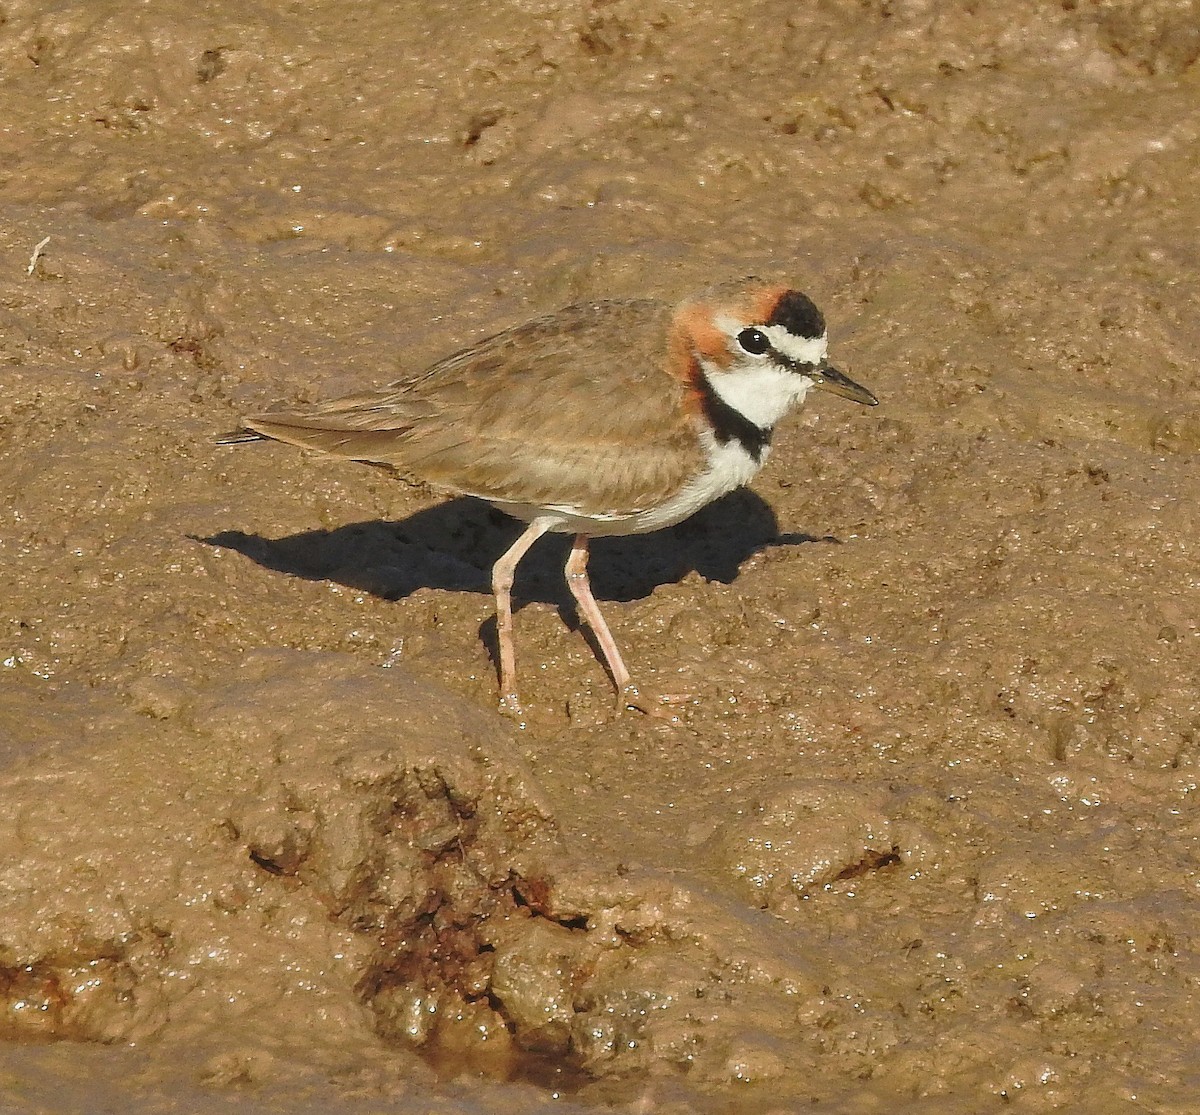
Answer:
1 1 1199 1111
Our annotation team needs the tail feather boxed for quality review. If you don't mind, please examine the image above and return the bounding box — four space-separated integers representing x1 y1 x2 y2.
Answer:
216 428 267 446
217 413 417 465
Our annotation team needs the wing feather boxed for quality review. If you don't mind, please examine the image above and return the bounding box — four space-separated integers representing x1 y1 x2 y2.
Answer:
238 299 704 517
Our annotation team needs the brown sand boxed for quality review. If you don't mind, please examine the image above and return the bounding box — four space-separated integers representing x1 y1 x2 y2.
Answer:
2 1 1199 1111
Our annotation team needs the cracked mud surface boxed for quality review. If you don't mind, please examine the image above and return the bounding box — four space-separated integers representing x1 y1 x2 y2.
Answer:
1 1 1199 1112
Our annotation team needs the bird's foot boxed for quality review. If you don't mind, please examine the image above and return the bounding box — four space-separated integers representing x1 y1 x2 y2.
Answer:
499 691 563 730
618 681 694 725
498 690 529 725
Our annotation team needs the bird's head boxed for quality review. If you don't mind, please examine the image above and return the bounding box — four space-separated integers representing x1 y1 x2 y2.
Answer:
669 278 878 433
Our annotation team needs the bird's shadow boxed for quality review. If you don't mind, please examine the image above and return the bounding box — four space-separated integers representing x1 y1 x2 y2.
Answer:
199 491 834 611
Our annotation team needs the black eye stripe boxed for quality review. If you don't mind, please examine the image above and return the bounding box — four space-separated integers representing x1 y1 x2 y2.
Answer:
736 328 770 355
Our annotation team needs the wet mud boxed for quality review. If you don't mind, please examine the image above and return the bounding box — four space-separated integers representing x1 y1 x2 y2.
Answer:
1 1 1199 1112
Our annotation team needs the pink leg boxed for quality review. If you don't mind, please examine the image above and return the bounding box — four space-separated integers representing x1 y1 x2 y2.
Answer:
565 535 632 692
492 517 554 712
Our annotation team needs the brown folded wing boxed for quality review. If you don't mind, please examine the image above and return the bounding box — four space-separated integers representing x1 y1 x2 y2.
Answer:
241 299 705 519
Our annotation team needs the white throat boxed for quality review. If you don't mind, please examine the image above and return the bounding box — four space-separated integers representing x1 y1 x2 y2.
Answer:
700 357 814 430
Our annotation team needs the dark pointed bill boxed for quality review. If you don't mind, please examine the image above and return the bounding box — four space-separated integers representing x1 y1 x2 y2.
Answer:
809 363 878 407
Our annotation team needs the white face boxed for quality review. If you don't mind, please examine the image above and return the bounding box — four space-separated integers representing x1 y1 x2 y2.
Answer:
759 323 828 368
704 315 828 429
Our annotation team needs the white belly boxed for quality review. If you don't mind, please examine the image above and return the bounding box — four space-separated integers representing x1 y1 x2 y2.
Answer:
487 433 767 537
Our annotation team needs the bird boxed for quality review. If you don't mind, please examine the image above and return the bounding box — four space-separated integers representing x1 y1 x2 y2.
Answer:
218 277 878 717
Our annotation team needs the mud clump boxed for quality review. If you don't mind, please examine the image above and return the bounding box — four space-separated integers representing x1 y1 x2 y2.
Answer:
0 652 827 1096
0 652 574 1070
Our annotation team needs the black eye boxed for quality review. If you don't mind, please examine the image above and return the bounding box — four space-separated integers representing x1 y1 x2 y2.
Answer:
736 328 770 355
